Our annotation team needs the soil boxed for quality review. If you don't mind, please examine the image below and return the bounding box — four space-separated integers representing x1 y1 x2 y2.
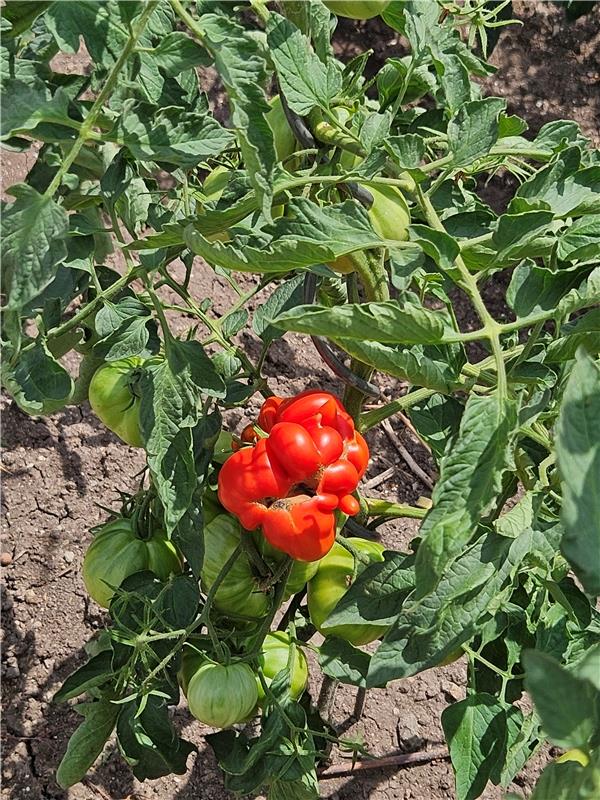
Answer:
2 3 598 799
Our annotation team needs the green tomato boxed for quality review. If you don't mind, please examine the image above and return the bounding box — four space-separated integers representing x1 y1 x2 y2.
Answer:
266 94 296 162
256 632 308 705
88 357 145 447
179 645 206 696
187 660 259 728
307 537 388 646
201 514 270 619
252 531 319 600
364 182 411 242
325 1 390 19
82 517 182 608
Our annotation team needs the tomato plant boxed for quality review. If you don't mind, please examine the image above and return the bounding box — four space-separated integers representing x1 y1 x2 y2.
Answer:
2 1 599 799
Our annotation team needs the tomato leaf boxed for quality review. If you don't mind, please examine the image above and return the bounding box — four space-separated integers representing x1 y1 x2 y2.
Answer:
266 13 340 116
116 695 195 781
556 349 600 595
523 650 600 749
442 693 508 800
447 98 506 168
274 300 451 345
54 650 115 704
415 392 518 597
1 184 69 312
56 699 120 788
1 339 73 415
201 14 275 218
113 100 234 169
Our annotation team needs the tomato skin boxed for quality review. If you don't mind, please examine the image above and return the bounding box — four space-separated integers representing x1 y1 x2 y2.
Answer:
82 518 182 608
325 1 390 19
88 357 145 447
187 660 259 728
201 514 270 619
365 183 411 242
256 632 308 704
307 537 388 646
266 95 296 162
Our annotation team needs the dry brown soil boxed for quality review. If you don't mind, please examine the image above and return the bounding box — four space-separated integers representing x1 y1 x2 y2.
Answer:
2 3 599 799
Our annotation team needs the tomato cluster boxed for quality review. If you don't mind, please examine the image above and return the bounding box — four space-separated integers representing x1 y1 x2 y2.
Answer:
217 390 369 561
83 377 389 733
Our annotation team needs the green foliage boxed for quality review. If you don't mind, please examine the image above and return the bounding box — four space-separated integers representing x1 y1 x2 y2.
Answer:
2 0 599 798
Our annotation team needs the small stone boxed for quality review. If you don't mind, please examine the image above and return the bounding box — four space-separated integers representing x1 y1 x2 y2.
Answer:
396 710 425 752
24 589 38 605
63 550 75 564
6 664 20 679
0 552 12 567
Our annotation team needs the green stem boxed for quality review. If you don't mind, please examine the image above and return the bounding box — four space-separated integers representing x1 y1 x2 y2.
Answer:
415 185 507 399
359 345 525 431
21 265 142 357
44 1 158 198
159 270 270 398
139 543 242 691
343 250 389 420
360 386 435 431
364 498 427 520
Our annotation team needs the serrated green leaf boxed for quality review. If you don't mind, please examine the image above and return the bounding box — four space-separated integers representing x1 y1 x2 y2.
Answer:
186 197 385 273
253 274 305 346
491 210 555 265
2 184 68 312
415 393 518 597
318 638 371 688
523 650 600 749
150 31 210 74
113 100 234 168
201 14 275 218
2 339 73 414
442 694 508 800
56 700 120 788
557 214 600 262
448 98 506 168
556 349 600 596
507 259 583 317
54 651 114 704
266 12 339 116
334 338 460 393
275 300 450 345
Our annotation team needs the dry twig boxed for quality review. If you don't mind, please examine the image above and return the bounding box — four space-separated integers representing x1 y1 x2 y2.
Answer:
381 420 435 490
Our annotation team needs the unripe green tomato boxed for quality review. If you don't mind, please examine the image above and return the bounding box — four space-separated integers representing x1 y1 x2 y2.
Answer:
325 1 390 19
88 357 145 447
201 514 271 619
252 531 319 600
266 94 296 162
187 660 259 728
307 537 388 646
179 645 206 696
364 182 411 241
256 632 308 704
82 518 182 608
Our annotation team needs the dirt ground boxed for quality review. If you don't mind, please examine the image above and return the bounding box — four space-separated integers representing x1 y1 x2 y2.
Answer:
2 3 599 799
